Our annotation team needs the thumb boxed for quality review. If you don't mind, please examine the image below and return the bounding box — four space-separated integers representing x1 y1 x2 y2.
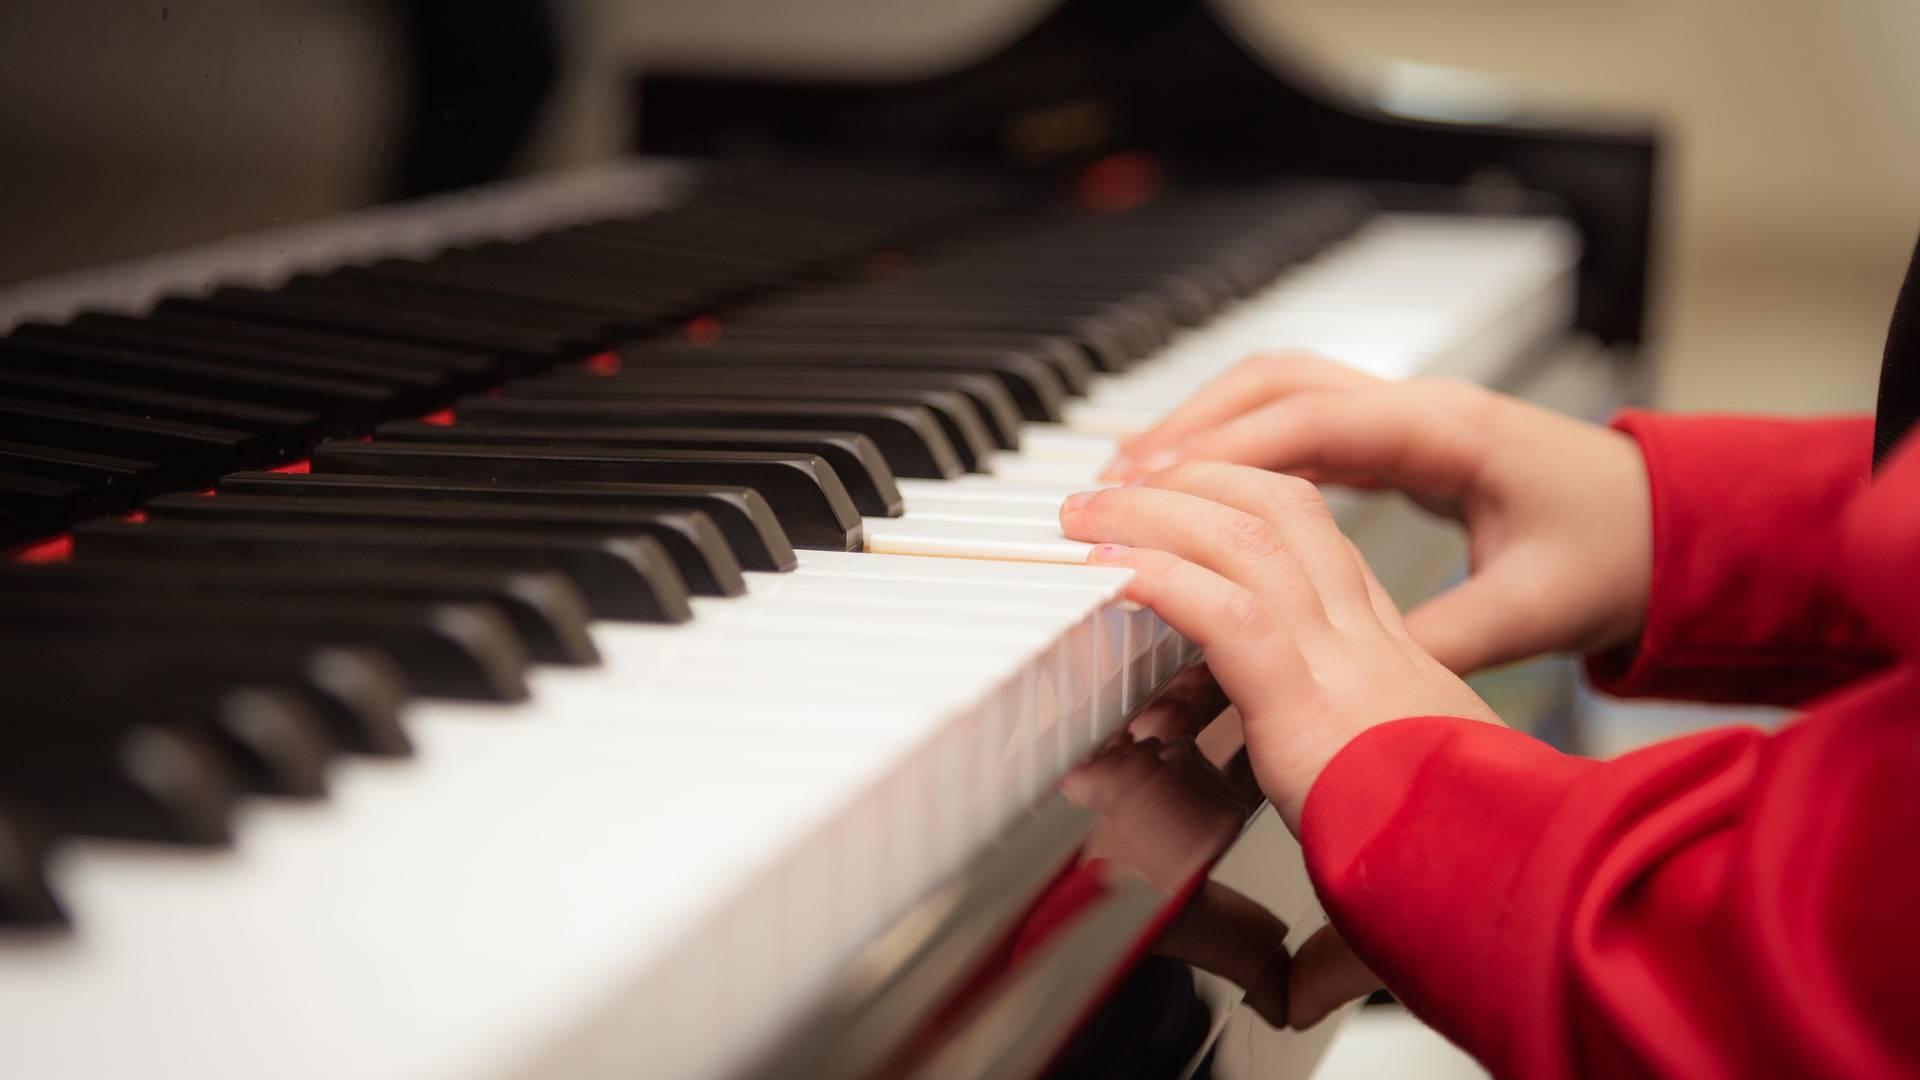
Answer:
1400 555 1548 676
1288 924 1382 1030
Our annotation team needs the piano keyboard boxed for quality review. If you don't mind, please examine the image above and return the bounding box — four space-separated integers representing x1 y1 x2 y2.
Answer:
0 161 1576 1080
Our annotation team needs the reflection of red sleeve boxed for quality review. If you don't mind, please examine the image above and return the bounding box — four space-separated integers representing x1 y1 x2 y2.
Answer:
1586 411 1890 704
1300 431 1920 1078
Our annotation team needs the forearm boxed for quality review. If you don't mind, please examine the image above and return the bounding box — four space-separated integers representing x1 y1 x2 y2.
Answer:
1300 688 1920 1079
1588 411 1890 705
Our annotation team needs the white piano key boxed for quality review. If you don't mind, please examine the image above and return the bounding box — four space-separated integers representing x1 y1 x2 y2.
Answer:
863 516 1095 563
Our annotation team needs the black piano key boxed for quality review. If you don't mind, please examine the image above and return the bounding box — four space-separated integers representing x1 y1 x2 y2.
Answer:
4 557 597 672
0 337 400 424
11 320 453 405
0 631 412 759
5 669 334 799
0 396 260 485
158 290 564 367
144 491 746 600
328 259 680 331
0 367 327 454
454 396 964 480
579 363 1025 450
0 584 532 703
0 439 161 506
216 470 798 573
282 273 619 348
617 340 1072 421
0 715 238 846
779 291 1168 358
508 372 999 471
381 420 904 518
313 440 863 552
724 304 1136 372
0 472 112 542
0 798 64 927
124 307 503 381
73 516 694 625
687 325 1097 394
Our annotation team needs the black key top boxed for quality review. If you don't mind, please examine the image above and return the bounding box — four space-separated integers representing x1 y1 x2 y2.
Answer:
457 396 964 480
0 585 531 702
11 320 451 406
283 273 618 348
73 516 693 624
3 665 333 799
0 710 238 846
3 557 597 671
155 292 559 369
0 396 260 485
314 440 863 551
216 470 797 573
144 492 746 599
0 630 411 758
725 306 1135 372
0 798 63 927
0 472 111 543
0 367 326 454
755 295 1157 364
380 420 904 518
701 326 1097 394
330 260 677 331
578 364 1025 450
618 340 1071 421
125 307 502 380
0 440 160 506
507 373 998 471
0 338 397 424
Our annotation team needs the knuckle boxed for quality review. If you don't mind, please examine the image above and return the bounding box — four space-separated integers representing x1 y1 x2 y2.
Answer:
1221 587 1275 637
1263 473 1329 517
1220 513 1283 559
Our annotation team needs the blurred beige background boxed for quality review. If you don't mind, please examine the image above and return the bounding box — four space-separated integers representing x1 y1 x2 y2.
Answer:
3 0 1916 408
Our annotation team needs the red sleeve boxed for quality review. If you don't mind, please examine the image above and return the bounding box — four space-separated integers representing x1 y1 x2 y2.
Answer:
1302 701 1920 1079
1299 428 1920 1078
1585 411 1890 704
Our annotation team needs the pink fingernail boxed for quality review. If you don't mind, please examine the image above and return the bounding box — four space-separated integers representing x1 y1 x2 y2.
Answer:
1099 455 1132 480
1088 543 1132 562
1138 449 1181 472
1062 490 1098 512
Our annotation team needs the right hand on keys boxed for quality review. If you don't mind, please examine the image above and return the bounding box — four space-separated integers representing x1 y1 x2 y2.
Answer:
1098 352 1654 676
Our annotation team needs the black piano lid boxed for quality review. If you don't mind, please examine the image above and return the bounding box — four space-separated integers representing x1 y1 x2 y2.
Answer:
635 0 1660 347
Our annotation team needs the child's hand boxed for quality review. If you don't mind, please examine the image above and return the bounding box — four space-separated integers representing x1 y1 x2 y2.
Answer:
1099 354 1652 675
1060 463 1497 831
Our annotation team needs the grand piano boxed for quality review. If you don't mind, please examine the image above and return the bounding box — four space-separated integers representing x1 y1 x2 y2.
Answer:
0 1 1658 1076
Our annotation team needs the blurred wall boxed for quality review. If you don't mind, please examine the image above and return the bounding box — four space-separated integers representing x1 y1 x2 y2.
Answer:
4 0 1915 410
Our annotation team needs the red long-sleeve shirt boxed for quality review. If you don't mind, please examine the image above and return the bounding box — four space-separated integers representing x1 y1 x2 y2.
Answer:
1301 411 1920 1078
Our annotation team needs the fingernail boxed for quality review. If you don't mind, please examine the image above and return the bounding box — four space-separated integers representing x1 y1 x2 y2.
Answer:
1138 449 1181 473
1062 490 1099 513
1098 455 1132 481
1088 543 1132 563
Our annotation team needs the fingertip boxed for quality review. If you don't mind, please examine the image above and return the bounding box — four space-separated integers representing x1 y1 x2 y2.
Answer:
1097 456 1133 482
1087 543 1133 564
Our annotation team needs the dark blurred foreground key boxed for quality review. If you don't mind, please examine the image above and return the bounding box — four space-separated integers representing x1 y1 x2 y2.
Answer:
216 470 798 573
0 586 531 702
72 517 693 625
